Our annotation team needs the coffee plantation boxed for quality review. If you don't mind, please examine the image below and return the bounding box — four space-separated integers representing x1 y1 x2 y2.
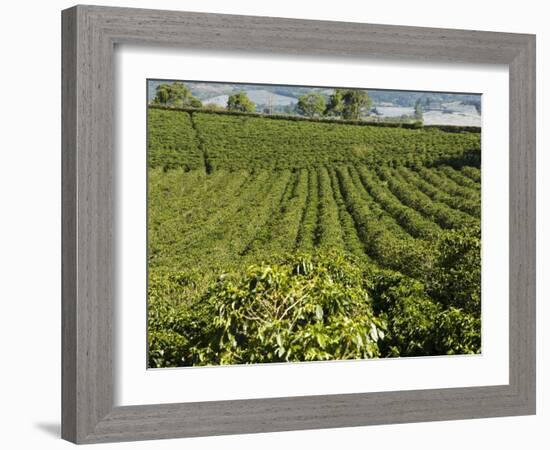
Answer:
147 107 482 367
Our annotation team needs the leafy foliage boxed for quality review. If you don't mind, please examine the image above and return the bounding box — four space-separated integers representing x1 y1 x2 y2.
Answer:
148 253 387 367
325 89 372 120
369 269 441 356
227 92 256 113
192 253 385 365
369 264 480 357
148 249 481 367
428 225 482 315
152 82 202 108
147 109 203 171
296 92 326 117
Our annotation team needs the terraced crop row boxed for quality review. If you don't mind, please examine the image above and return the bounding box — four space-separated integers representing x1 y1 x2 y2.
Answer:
147 108 203 170
149 164 480 292
148 108 480 171
148 107 481 280
147 106 483 365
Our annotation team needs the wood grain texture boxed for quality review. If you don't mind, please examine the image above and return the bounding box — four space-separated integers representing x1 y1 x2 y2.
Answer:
61 6 77 443
508 36 536 408
61 4 536 444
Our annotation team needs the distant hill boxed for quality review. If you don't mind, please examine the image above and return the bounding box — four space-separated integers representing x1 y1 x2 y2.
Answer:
203 90 297 108
367 90 481 109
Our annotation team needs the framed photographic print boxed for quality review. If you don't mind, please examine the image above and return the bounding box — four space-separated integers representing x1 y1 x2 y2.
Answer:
145 79 483 370
62 5 536 444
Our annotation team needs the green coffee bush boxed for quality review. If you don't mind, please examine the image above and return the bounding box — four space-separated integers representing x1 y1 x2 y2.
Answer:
193 253 386 365
149 253 387 367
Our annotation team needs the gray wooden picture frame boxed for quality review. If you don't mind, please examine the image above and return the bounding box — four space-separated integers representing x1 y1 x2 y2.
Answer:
61 4 536 444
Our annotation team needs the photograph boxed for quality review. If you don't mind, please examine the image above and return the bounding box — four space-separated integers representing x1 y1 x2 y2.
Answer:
146 79 482 368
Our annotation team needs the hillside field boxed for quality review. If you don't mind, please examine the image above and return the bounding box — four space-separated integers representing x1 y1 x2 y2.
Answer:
147 107 482 367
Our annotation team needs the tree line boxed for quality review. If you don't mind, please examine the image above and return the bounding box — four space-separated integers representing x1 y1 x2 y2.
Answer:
151 81 377 121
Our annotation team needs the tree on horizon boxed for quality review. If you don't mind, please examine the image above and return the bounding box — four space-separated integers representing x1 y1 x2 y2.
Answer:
152 82 202 108
296 92 326 117
325 89 372 120
227 92 256 113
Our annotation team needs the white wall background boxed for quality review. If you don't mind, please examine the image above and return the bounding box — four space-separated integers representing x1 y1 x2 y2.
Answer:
0 0 546 448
